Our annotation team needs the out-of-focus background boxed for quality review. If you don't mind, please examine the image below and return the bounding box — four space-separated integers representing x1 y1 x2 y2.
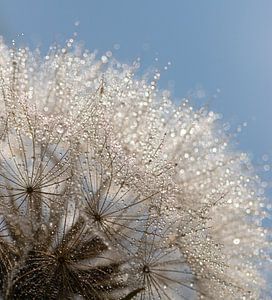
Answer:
0 0 272 165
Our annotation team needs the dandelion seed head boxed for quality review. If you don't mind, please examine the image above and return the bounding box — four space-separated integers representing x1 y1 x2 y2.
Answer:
0 38 268 299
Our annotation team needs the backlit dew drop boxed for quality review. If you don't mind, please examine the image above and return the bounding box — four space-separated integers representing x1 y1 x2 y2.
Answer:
101 55 108 64
233 238 241 245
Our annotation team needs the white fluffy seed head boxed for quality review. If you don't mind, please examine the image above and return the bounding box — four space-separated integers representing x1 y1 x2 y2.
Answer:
0 38 268 299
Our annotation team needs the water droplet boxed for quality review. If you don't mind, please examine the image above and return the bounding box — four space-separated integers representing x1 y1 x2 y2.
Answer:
101 55 108 64
233 238 240 245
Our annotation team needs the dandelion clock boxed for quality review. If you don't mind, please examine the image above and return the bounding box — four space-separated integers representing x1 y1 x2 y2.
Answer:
0 38 268 299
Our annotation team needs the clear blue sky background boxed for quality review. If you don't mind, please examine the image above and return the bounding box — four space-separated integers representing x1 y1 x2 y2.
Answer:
1 0 272 163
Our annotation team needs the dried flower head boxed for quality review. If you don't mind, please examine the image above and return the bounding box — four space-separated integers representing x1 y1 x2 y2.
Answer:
0 37 268 299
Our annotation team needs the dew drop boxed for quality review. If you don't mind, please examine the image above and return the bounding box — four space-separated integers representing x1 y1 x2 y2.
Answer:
233 238 240 245
101 55 108 64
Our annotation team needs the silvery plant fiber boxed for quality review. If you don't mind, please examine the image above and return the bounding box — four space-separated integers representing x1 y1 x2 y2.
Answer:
0 38 268 299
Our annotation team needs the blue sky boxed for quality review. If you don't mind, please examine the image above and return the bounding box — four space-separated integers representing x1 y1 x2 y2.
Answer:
1 0 272 163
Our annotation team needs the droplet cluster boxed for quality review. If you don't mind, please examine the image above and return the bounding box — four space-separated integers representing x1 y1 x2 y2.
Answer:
0 37 268 299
